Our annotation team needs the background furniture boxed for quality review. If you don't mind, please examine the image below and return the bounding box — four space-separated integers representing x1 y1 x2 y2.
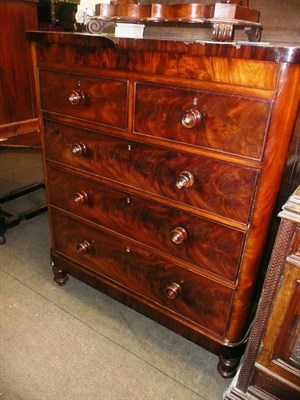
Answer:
0 0 45 244
37 0 80 32
0 0 39 146
224 186 300 399
28 31 300 377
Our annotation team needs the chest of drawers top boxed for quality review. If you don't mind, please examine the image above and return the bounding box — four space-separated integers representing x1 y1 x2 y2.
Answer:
30 33 300 161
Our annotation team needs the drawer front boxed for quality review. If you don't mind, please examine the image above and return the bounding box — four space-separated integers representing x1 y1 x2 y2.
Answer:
39 70 128 129
134 83 271 160
51 210 233 336
48 167 245 281
44 121 259 224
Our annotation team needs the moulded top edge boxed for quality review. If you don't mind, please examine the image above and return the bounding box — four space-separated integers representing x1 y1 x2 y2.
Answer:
26 31 300 64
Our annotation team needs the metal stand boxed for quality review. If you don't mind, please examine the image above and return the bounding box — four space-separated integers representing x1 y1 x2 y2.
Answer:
0 182 47 244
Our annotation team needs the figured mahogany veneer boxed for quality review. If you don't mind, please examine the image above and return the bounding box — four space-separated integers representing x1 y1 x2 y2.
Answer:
52 209 234 337
134 83 271 160
28 32 300 378
91 1 262 42
44 120 259 223
47 166 245 282
39 71 128 130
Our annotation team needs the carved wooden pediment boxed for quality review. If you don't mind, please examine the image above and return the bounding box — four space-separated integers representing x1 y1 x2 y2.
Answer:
87 0 262 42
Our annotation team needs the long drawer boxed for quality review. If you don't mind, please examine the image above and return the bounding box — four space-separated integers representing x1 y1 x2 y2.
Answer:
39 70 128 130
134 83 271 160
44 120 259 224
48 167 245 282
51 210 234 337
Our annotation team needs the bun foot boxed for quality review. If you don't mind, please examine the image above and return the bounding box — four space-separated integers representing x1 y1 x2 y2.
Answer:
217 355 240 379
0 235 6 244
52 261 69 286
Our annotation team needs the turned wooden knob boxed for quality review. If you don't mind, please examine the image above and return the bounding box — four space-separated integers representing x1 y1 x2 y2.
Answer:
68 89 85 106
176 171 194 189
74 191 88 205
181 109 203 129
71 142 87 157
171 227 187 244
77 240 91 254
164 282 182 300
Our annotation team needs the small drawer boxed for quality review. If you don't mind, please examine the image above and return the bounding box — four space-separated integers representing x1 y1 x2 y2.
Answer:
134 83 271 160
39 70 128 130
44 120 259 224
51 210 234 337
48 167 245 282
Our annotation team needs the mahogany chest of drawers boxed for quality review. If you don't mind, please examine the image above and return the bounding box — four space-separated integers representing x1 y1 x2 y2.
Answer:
28 32 300 377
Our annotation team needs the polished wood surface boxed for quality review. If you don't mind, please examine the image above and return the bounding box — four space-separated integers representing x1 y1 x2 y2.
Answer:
95 1 259 22
39 70 128 129
27 30 300 63
28 32 300 377
47 166 245 282
0 0 39 145
52 209 234 337
92 0 300 45
43 120 258 224
134 83 271 159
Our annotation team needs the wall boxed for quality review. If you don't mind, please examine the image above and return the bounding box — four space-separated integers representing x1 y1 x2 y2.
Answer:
77 0 99 22
251 0 300 44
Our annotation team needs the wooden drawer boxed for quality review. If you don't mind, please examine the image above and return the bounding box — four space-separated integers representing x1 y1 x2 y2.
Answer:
134 83 271 160
51 210 234 337
48 167 245 282
44 120 259 224
39 70 128 130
